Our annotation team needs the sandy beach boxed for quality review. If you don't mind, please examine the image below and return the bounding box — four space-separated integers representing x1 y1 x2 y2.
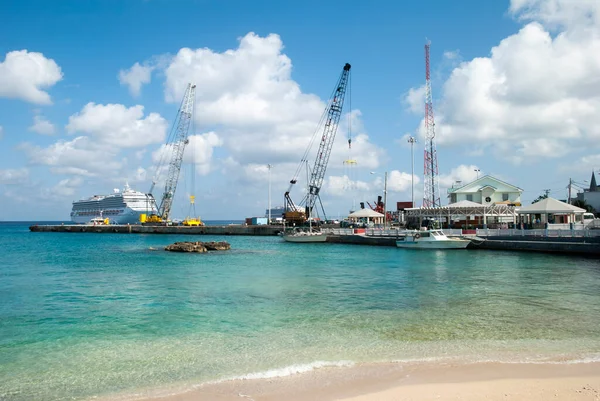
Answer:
130 361 600 401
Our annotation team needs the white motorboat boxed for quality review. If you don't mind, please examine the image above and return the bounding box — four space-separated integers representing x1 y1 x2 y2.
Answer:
282 227 327 243
396 229 471 249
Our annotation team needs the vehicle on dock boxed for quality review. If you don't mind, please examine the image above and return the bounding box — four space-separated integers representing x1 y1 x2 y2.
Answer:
396 229 471 249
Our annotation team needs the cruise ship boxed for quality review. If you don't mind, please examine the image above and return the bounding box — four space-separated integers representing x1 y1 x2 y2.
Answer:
70 184 158 224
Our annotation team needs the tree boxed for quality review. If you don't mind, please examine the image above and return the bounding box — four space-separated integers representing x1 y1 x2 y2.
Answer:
532 194 548 204
572 199 596 214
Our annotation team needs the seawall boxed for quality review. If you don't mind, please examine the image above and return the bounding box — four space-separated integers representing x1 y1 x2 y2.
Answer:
29 224 281 236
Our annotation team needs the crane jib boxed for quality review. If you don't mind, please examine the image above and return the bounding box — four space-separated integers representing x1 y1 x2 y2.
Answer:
284 62 351 222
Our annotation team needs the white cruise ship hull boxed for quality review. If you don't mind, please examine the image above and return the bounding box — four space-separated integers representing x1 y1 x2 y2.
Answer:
70 207 150 225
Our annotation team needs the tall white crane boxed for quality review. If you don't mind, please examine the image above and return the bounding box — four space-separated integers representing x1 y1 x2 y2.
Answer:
148 83 196 222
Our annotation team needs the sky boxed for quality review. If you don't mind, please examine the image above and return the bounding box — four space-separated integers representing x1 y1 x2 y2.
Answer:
1 0 599 220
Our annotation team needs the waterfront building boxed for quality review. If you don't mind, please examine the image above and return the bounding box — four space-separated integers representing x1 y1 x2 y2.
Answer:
447 175 523 206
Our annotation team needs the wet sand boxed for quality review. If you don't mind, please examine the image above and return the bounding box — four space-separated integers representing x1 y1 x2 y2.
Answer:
127 361 600 401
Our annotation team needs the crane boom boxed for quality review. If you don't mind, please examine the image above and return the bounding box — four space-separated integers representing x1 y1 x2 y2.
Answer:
156 83 196 221
284 63 351 222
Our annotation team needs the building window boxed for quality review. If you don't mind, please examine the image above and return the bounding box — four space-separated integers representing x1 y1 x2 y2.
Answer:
502 193 509 201
466 194 473 201
450 194 457 203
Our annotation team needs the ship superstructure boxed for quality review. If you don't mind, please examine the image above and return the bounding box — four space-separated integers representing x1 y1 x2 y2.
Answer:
70 184 157 224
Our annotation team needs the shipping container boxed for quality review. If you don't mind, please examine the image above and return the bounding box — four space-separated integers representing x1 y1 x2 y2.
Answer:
251 217 268 225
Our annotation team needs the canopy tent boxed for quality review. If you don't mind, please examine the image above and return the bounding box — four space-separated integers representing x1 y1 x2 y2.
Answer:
516 197 585 225
348 208 384 225
404 200 517 227
516 197 585 214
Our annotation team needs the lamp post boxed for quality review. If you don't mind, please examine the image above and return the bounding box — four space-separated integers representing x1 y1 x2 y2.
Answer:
408 136 417 207
474 169 481 179
267 164 272 224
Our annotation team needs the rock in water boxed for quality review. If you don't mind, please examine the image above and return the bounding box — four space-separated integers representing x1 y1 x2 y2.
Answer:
164 241 230 253
203 241 231 251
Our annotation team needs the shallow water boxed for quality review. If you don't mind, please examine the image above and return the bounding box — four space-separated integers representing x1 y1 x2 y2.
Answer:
1 222 599 400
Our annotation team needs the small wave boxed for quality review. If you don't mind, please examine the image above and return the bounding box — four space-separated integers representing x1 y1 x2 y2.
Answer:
209 360 355 383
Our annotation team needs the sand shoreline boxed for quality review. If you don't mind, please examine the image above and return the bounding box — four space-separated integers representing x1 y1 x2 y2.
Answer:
114 360 600 401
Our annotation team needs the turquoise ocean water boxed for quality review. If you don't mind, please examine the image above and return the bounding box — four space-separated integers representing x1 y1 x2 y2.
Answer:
1 222 600 400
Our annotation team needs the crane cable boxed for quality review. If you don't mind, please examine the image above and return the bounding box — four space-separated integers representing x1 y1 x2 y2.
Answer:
288 77 346 187
151 89 189 189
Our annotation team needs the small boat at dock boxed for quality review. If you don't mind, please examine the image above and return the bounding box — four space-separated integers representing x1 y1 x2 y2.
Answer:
396 229 471 249
282 227 328 243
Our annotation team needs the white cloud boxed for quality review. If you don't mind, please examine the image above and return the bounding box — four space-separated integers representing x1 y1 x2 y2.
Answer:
0 50 63 104
387 170 420 192
443 50 460 60
404 85 425 114
510 0 600 30
66 103 167 148
0 168 29 184
118 62 153 97
29 115 56 135
152 131 223 179
21 136 122 177
162 32 384 170
439 164 481 189
41 177 84 200
406 0 600 163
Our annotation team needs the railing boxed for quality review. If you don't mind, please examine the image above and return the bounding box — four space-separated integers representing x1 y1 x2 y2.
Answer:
322 227 600 238
473 228 600 238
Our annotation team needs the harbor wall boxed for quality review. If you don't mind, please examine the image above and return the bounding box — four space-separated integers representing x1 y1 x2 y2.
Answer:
29 224 282 236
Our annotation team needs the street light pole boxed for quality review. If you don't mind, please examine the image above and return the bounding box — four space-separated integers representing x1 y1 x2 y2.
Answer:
408 136 416 207
474 169 480 179
267 164 272 224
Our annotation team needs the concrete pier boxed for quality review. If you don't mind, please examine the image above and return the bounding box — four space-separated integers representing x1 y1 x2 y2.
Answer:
29 224 282 236
28 224 600 255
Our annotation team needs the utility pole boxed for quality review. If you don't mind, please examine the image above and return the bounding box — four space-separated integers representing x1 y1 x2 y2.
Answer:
268 164 272 224
408 136 416 207
544 189 550 197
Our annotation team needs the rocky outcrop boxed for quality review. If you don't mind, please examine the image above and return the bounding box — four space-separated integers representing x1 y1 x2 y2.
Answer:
203 241 231 251
165 241 231 253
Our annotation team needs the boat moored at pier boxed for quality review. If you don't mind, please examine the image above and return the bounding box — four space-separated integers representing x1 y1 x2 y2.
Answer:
396 229 471 249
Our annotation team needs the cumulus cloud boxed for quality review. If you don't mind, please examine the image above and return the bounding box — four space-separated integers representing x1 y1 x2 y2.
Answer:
439 164 482 190
41 177 84 200
404 85 425 114
0 50 63 104
29 115 56 135
20 136 121 177
152 131 223 178
162 32 384 170
387 170 420 192
405 0 600 164
118 62 153 97
66 103 167 148
0 168 29 184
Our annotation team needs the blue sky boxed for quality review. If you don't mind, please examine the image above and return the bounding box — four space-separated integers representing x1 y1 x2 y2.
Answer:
1 0 599 220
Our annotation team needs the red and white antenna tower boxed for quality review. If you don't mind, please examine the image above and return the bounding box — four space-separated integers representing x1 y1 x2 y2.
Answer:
423 41 441 207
